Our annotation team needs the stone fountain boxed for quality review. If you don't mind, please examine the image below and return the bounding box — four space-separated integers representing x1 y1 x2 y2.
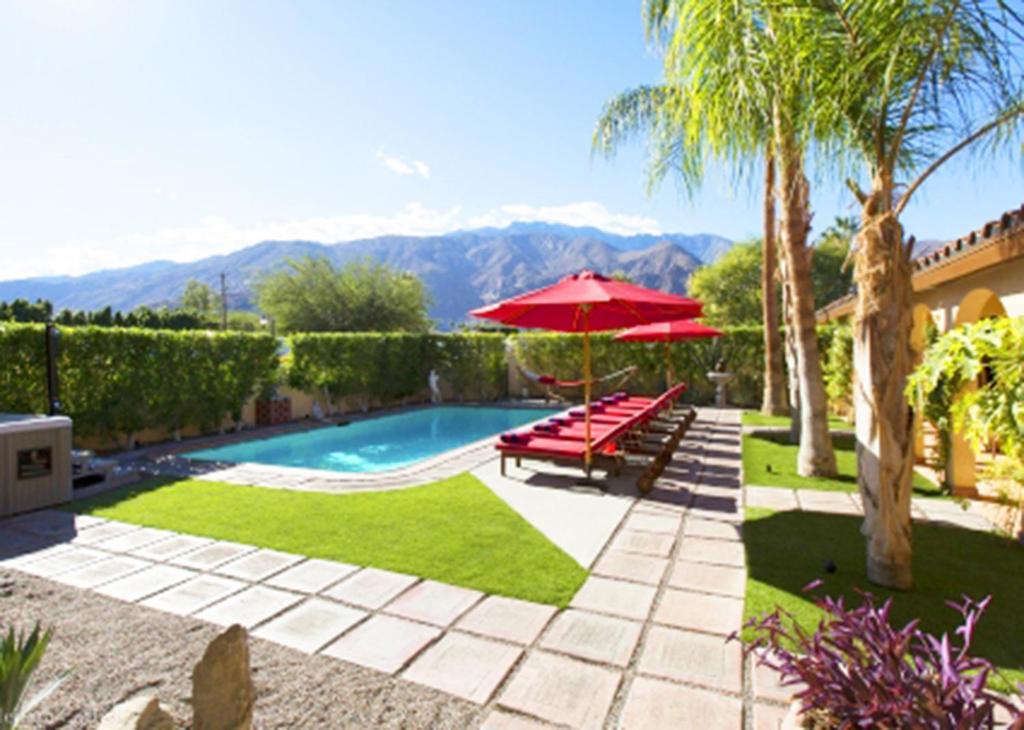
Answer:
707 359 735 407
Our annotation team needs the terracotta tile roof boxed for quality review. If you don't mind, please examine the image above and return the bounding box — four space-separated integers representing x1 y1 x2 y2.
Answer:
908 203 1024 273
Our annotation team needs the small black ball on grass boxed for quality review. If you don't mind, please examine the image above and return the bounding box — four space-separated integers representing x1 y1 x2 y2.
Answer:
823 559 837 574
766 464 773 474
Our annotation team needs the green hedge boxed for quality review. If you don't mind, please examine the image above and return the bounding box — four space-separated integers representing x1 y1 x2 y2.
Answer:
512 326 767 406
0 323 278 443
287 333 509 408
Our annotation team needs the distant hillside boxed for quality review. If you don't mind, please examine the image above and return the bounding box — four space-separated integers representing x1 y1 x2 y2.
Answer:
0 223 732 327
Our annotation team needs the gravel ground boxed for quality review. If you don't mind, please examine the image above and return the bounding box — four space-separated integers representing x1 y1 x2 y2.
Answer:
0 570 484 729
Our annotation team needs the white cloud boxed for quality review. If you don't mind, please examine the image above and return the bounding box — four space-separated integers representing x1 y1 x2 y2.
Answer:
2 200 664 279
376 149 431 179
468 201 661 237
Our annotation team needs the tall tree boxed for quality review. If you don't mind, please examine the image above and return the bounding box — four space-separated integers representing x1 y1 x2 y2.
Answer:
181 279 216 318
595 0 836 476
761 147 788 416
798 0 1024 588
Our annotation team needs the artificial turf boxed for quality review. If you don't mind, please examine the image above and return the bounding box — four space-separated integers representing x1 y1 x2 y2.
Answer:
741 410 851 430
743 507 1024 692
742 431 943 497
70 473 588 607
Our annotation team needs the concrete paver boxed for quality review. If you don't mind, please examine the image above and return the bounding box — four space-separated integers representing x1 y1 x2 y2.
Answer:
92 527 178 553
18 546 109 577
70 521 142 546
667 560 746 598
498 650 621 730
456 595 557 646
653 588 744 636
610 529 675 557
569 576 656 621
745 487 799 511
538 609 641 668
52 555 151 589
323 567 419 609
96 564 197 602
322 614 441 674
637 625 742 693
480 710 556 729
591 550 668 585
264 558 359 593
215 548 304 582
140 574 247 616
752 701 791 730
253 597 366 653
383 579 483 627
130 533 213 561
679 536 746 567
194 585 303 628
170 541 257 571
684 518 742 541
622 512 681 535
619 676 743 730
403 632 522 704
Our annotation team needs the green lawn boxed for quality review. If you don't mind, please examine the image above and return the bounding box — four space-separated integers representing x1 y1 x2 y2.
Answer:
743 507 1024 692
742 431 943 496
742 410 851 430
70 473 587 607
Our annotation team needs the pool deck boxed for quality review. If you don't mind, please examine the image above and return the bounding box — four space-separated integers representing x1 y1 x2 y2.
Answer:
2 408 1007 728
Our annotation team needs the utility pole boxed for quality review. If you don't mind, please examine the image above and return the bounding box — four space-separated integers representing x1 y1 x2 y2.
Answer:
220 272 228 331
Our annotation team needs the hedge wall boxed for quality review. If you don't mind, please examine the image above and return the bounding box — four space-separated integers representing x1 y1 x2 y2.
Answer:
512 326 767 406
287 333 509 409
0 323 278 443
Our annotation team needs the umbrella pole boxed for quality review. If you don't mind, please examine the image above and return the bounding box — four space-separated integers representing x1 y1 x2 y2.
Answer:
664 340 672 388
582 308 592 476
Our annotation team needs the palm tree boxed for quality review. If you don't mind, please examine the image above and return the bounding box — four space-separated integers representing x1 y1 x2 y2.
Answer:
594 0 836 476
797 0 1024 588
761 145 788 417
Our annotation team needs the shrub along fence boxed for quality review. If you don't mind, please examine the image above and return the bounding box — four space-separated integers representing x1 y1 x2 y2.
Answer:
0 323 278 445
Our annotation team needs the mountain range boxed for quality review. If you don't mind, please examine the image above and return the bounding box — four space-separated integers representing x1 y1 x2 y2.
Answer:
0 222 732 326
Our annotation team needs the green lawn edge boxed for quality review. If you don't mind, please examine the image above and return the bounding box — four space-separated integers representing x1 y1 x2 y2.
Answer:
70 473 588 607
742 410 851 430
742 506 1024 693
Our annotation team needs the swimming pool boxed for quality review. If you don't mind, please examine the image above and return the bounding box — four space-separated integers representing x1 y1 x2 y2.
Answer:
186 406 559 474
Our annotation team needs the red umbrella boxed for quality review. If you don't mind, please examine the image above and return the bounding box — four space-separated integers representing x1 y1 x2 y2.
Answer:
615 319 724 387
471 270 702 471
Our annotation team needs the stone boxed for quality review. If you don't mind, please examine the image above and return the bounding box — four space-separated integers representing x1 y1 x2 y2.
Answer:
93 527 179 553
753 661 801 704
253 598 365 654
264 558 359 593
70 521 142 546
141 575 247 616
667 561 746 598
752 702 792 730
97 564 197 603
192 624 254 730
19 546 109 577
171 541 257 571
638 625 742 692
538 609 641 667
403 632 522 704
52 556 151 589
569 576 656 621
610 529 675 558
215 549 304 582
619 676 742 730
322 614 440 674
383 579 482 627
592 551 668 585
480 710 554 729
745 487 799 511
194 585 302 628
322 567 418 609
455 595 557 645
653 589 743 636
622 512 681 535
131 534 214 562
97 695 175 730
679 537 746 567
683 519 742 541
497 650 620 729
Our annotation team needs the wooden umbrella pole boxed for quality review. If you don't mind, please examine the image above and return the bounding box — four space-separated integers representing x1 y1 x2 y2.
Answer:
582 307 592 474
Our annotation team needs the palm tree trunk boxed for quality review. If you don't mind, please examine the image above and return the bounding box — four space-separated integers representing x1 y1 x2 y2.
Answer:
779 248 801 444
774 118 837 477
761 146 788 416
854 178 915 590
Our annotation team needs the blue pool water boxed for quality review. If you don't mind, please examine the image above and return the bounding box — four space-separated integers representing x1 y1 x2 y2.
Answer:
186 406 559 473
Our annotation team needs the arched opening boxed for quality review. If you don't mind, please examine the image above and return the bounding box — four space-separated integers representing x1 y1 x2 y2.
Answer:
948 289 1007 495
910 304 936 463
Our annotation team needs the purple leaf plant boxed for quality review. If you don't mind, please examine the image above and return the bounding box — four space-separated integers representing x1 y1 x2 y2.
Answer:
736 583 1024 728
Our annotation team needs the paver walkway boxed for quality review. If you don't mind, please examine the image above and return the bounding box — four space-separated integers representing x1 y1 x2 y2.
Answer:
1 408 1005 728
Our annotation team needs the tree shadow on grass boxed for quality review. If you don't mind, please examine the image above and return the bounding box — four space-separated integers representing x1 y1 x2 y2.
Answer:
744 510 1024 686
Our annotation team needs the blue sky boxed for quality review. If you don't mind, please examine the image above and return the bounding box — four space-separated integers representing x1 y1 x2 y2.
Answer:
1 0 1021 279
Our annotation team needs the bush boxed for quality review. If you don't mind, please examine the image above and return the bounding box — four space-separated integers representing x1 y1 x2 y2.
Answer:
0 323 278 443
287 333 508 410
822 321 853 418
0 623 65 730
740 588 1024 727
